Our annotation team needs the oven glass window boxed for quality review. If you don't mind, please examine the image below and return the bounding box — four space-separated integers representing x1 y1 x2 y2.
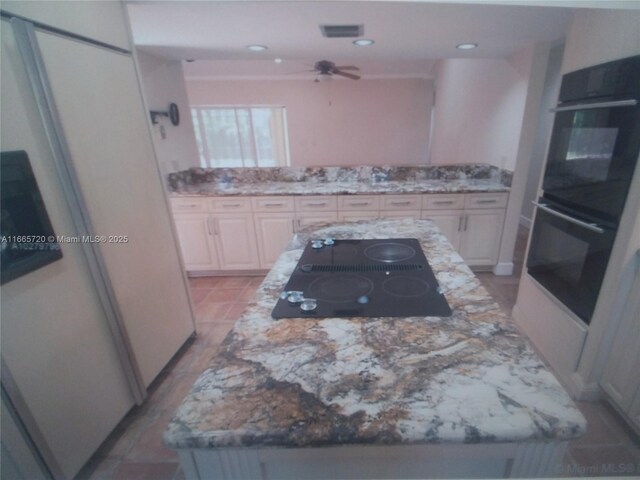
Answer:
543 105 640 222
530 222 589 284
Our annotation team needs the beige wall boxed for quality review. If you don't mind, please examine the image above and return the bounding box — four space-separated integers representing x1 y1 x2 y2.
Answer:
136 51 201 173
186 77 433 167
430 47 535 171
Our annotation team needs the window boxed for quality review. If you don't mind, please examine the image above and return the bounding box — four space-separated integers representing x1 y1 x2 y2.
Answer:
191 106 290 167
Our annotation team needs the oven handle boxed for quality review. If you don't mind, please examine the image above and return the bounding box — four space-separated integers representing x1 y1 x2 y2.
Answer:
550 99 637 113
532 202 605 234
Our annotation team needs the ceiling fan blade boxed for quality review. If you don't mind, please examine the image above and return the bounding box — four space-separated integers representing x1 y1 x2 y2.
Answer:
286 69 317 74
335 66 360 71
333 70 360 80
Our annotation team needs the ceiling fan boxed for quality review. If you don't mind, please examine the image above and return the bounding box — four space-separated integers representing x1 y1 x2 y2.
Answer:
312 60 360 81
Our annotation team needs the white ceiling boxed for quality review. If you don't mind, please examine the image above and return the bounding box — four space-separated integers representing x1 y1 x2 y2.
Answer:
127 1 579 78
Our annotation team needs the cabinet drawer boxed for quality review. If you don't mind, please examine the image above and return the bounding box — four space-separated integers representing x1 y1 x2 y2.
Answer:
464 193 508 209
338 211 380 222
422 194 465 210
380 195 421 211
252 196 294 212
209 197 252 213
170 197 208 213
338 195 380 211
295 196 337 212
379 210 421 220
296 212 339 229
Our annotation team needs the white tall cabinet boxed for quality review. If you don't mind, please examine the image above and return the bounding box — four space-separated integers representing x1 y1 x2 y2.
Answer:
1 2 194 477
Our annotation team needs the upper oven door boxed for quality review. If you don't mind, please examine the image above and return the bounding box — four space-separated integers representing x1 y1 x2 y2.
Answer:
527 201 616 325
542 99 640 223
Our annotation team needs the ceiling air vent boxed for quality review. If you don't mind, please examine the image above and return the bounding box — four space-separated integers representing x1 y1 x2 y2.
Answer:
320 24 364 38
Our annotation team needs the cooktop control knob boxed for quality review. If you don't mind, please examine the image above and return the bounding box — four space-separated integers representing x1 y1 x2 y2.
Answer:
300 298 318 312
286 291 305 304
323 237 335 246
311 240 324 249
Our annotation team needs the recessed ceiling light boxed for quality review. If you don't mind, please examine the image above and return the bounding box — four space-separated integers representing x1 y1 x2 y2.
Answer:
246 45 268 52
353 39 375 47
274 58 283 64
185 59 195 63
456 43 478 50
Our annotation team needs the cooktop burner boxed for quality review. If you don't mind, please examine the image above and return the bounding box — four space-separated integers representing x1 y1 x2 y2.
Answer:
364 242 416 263
308 274 374 303
271 238 452 319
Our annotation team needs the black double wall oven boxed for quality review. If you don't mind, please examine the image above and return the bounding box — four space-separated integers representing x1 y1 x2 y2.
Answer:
527 55 640 325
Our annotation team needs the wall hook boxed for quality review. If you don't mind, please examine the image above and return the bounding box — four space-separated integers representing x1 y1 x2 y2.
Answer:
150 102 180 126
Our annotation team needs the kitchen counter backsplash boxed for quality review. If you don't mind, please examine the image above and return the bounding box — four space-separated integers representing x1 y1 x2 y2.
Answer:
167 164 513 194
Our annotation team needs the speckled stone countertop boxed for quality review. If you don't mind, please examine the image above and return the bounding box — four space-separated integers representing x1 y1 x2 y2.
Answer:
167 164 511 197
165 219 585 450
170 179 509 197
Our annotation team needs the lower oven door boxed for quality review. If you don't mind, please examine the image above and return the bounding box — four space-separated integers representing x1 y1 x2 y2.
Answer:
526 202 616 325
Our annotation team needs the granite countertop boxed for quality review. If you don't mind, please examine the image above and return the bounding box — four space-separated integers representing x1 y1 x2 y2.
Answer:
165 219 585 450
169 179 509 197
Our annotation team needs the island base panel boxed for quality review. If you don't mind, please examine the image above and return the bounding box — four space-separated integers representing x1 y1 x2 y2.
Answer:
176 441 568 479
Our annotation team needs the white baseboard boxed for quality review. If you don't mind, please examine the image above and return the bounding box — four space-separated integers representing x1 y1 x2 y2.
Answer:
567 372 602 401
519 215 532 229
493 262 514 276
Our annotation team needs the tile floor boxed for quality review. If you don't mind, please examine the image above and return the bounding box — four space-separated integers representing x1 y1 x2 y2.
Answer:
80 228 639 480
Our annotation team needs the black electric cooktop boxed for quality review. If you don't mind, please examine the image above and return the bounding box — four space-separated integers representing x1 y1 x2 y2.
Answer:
271 238 452 319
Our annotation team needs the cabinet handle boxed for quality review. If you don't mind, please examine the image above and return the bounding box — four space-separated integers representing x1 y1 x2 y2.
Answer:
464 214 469 231
475 199 497 204
457 215 463 232
306 202 327 207
291 218 296 233
433 200 454 205
177 203 198 209
206 217 213 235
213 218 219 235
349 202 370 207
389 201 411 206
264 203 284 207
222 203 241 208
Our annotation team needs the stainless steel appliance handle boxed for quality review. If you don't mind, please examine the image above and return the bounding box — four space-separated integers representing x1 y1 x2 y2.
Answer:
550 99 637 113
532 202 605 234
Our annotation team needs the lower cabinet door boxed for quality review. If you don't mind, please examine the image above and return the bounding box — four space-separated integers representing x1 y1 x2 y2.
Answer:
173 213 219 271
421 211 462 249
459 209 505 266
296 212 338 229
254 213 295 269
212 213 261 270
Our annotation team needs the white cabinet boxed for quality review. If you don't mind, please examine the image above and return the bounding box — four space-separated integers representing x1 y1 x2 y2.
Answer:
338 195 380 211
254 213 296 269
173 213 219 271
295 195 338 229
600 252 640 432
379 195 421 219
211 214 261 270
172 199 261 272
296 212 339 229
252 197 296 269
421 193 507 267
421 211 463 247
171 192 508 273
460 209 506 266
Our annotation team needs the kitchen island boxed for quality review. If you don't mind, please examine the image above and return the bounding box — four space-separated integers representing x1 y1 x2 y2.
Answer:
165 219 586 479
